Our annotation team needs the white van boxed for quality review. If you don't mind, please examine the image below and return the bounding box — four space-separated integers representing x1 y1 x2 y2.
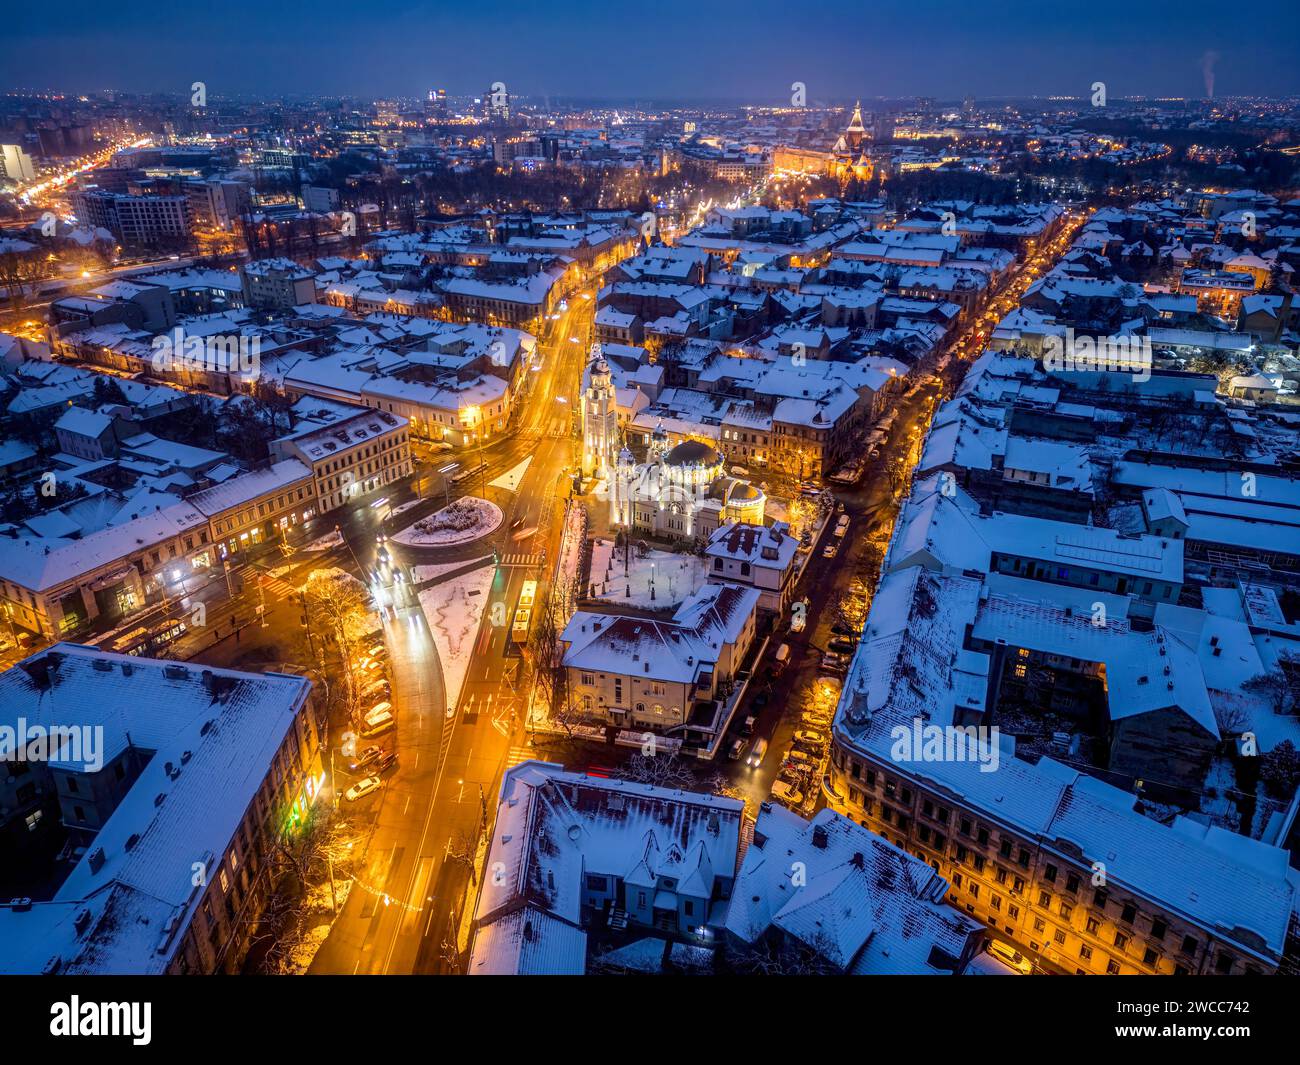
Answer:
773 643 791 672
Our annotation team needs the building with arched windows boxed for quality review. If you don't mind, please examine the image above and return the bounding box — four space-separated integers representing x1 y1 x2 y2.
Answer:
606 428 766 543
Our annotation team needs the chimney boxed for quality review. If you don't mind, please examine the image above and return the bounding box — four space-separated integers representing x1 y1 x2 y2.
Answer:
20 653 60 691
811 824 829 849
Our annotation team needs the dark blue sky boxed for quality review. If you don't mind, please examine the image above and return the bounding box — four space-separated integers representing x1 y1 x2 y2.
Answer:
6 0 1299 101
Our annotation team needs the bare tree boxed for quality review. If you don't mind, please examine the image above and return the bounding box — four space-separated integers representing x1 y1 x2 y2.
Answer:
617 752 696 790
724 932 842 975
1243 656 1298 716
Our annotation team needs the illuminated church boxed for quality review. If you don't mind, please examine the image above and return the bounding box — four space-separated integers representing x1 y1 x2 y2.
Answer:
582 356 765 541
772 101 875 181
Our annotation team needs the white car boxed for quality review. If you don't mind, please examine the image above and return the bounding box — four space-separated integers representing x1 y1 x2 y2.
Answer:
344 776 382 802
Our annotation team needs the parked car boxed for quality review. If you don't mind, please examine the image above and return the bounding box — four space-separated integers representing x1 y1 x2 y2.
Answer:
770 779 804 808
745 737 768 768
740 715 757 736
827 638 856 655
822 542 838 559
347 745 383 773
784 747 815 767
773 643 791 672
344 776 382 802
728 739 746 761
831 622 860 638
375 751 399 774
793 729 827 746
987 939 1033 974
366 644 386 660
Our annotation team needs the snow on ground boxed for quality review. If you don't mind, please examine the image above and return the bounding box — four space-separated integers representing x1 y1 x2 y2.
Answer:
411 556 495 584
393 496 502 547
586 539 706 609
416 561 496 708
1199 756 1240 831
488 455 533 492
302 529 345 552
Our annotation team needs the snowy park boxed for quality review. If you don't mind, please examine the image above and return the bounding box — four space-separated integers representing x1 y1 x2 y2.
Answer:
392 496 502 547
586 539 707 609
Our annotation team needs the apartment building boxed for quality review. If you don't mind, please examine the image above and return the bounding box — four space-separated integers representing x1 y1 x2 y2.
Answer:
0 646 322 975
240 258 318 311
703 520 799 612
73 187 191 244
824 568 1295 976
725 803 988 974
188 459 317 560
469 762 744 975
561 583 761 738
0 499 212 639
270 406 411 512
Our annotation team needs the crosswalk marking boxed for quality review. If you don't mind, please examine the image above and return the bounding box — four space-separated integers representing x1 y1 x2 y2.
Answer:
499 553 544 568
237 566 300 599
505 745 536 769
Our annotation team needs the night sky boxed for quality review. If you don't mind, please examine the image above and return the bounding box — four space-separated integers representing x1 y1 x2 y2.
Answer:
5 0 1300 101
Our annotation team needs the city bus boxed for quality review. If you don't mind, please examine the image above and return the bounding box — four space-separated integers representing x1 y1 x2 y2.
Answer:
511 579 537 644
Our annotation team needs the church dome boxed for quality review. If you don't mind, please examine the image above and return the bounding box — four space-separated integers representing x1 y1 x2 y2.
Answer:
728 481 761 502
664 440 720 468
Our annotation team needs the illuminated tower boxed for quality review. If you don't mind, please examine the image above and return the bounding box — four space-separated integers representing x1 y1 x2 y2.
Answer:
582 353 618 479
843 101 866 151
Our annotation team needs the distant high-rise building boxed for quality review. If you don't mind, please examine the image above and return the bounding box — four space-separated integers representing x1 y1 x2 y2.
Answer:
74 186 191 244
0 143 35 183
485 84 510 122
